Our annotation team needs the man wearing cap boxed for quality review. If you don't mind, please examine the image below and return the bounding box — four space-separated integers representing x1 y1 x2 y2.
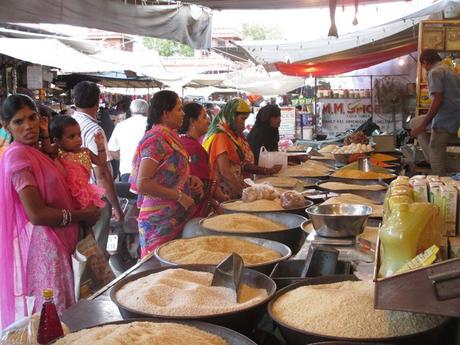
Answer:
109 99 149 182
411 49 460 176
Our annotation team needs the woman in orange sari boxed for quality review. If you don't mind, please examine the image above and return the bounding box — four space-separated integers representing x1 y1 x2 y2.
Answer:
203 99 281 199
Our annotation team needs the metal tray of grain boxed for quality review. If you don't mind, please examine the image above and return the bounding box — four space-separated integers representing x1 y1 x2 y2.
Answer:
220 198 314 217
194 212 307 254
110 264 276 336
268 276 452 345
52 319 256 345
373 237 460 318
316 179 388 204
154 236 292 275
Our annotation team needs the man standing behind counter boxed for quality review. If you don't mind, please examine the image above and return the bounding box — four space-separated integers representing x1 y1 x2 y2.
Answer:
411 49 460 176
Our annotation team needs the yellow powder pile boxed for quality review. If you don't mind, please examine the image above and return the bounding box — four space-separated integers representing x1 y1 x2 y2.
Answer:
322 194 382 217
202 213 286 232
116 269 267 316
320 182 386 191
271 281 445 339
54 322 229 345
332 169 395 180
158 236 281 266
223 199 284 212
277 162 330 178
371 153 398 162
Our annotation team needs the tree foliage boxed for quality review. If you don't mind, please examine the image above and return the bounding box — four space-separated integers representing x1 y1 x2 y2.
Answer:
143 37 194 57
242 23 283 40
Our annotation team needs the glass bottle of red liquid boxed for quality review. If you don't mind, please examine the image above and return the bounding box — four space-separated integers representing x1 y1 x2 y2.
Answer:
37 288 64 344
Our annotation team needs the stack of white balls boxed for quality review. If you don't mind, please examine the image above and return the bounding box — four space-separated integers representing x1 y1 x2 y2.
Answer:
333 143 373 154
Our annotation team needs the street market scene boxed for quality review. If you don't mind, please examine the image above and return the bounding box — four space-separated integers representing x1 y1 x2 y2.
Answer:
0 0 460 344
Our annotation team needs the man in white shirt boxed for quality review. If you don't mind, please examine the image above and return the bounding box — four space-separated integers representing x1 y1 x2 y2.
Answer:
108 99 148 182
72 81 124 251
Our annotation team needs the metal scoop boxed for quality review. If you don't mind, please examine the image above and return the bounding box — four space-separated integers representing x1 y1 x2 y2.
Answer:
306 147 324 157
211 252 244 302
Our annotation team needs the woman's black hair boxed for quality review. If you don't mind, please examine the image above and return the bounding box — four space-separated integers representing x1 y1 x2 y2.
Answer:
253 104 281 128
50 115 79 140
146 90 179 131
1 94 38 125
178 102 204 134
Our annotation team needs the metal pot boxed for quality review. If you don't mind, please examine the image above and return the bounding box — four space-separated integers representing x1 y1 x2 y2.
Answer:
52 319 256 345
316 179 388 204
110 264 276 336
154 236 292 275
195 212 308 254
268 277 452 345
306 204 371 238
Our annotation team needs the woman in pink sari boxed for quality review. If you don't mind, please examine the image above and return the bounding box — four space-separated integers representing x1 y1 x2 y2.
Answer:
0 94 100 329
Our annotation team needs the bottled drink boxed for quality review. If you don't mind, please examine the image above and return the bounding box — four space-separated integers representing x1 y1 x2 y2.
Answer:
37 289 64 344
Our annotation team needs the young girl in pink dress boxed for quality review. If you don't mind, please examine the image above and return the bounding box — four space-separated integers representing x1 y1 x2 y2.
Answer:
45 115 106 209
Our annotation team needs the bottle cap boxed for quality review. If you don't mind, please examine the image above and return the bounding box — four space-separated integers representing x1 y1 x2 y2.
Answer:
42 288 53 299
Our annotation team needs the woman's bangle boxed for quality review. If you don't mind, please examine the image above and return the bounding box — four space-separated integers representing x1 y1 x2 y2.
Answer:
60 209 72 227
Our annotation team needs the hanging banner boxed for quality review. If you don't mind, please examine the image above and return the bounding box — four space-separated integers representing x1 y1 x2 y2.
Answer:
279 107 296 138
318 98 402 137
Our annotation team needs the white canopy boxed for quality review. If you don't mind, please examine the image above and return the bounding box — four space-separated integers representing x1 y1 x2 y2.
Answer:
235 0 460 64
0 38 185 83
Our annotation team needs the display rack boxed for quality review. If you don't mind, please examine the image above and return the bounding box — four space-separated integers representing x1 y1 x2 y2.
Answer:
416 19 460 117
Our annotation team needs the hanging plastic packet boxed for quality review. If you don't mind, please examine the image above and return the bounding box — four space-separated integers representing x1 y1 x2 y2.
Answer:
0 296 37 345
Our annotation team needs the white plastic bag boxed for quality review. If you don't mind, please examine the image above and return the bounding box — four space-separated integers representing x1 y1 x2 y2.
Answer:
258 146 287 170
0 296 36 345
72 249 87 302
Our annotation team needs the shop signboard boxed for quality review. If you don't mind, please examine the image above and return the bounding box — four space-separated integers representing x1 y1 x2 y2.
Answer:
318 98 402 137
27 65 43 90
279 107 296 138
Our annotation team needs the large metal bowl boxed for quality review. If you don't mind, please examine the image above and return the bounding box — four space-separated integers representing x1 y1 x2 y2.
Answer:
110 265 276 336
316 178 388 204
52 319 256 345
192 212 307 254
154 236 292 275
268 277 452 345
306 204 372 238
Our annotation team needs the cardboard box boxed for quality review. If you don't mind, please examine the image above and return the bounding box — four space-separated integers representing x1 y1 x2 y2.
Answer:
427 175 441 183
412 180 428 203
440 185 458 237
449 237 460 258
429 182 443 204
439 236 449 261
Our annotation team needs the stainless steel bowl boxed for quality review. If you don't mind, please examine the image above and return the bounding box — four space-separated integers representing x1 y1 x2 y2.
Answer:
306 204 372 238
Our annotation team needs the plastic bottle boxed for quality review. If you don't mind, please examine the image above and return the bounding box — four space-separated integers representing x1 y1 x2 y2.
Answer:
37 289 64 344
378 203 430 278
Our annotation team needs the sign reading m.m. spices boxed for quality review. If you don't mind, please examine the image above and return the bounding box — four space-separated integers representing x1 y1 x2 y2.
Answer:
318 99 401 137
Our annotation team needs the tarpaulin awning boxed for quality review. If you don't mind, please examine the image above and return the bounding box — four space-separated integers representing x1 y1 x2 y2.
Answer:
235 0 460 65
182 0 406 10
0 0 212 49
276 39 417 77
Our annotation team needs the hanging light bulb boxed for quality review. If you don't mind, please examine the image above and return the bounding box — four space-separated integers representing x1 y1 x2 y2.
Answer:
398 57 405 66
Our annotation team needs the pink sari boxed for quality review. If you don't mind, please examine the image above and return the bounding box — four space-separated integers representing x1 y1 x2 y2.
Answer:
0 142 79 329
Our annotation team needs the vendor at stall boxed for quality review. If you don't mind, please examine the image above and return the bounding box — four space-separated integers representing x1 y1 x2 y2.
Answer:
411 49 460 176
